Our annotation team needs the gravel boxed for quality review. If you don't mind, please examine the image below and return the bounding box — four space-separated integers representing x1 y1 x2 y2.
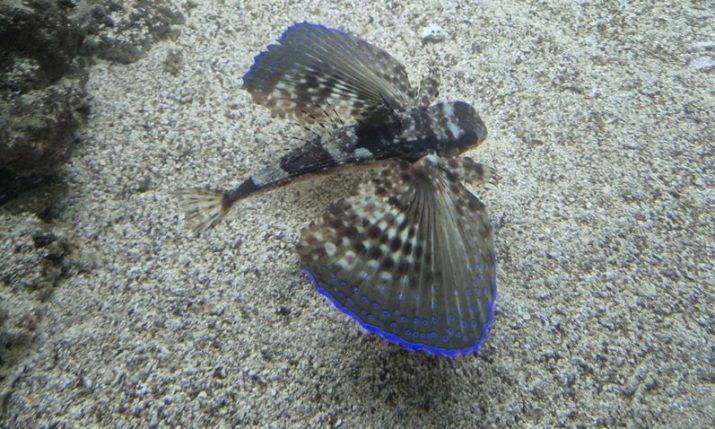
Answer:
1 1 713 427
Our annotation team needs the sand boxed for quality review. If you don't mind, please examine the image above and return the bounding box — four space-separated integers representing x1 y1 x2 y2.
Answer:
1 0 713 427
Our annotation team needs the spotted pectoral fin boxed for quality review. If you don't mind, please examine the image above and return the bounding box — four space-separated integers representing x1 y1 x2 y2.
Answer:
297 157 497 356
242 22 415 125
427 154 499 186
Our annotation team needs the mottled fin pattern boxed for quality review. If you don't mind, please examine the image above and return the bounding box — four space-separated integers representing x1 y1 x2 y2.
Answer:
291 106 344 146
297 156 497 356
242 22 416 124
425 154 499 186
177 189 230 234
417 70 440 106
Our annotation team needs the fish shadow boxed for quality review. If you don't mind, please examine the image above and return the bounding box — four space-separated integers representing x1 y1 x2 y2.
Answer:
287 169 494 423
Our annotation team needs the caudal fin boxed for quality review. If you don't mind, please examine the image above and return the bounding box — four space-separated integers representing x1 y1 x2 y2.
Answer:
176 189 230 234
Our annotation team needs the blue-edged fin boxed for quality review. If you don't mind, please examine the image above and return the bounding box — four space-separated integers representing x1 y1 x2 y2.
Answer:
242 22 416 124
176 189 230 234
297 155 497 357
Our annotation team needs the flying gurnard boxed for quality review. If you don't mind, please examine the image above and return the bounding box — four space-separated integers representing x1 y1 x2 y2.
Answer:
180 22 498 357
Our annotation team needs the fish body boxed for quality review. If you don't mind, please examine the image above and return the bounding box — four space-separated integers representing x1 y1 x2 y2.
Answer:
224 101 487 206
180 22 498 357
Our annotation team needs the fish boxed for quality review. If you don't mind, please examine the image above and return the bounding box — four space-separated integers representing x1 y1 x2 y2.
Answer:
179 22 498 357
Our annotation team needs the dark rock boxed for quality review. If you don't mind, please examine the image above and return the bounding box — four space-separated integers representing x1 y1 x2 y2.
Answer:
0 1 84 84
0 1 185 205
0 179 68 218
94 39 143 63
77 0 185 62
0 75 88 177
0 214 78 296
0 0 89 203
68 2 115 35
0 212 80 378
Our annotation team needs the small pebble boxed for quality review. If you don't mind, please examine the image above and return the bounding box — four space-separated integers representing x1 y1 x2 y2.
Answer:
420 24 449 44
689 56 715 71
689 41 715 51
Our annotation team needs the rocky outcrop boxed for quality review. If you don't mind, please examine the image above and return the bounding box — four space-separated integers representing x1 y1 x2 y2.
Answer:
0 213 80 373
0 0 89 203
0 0 184 205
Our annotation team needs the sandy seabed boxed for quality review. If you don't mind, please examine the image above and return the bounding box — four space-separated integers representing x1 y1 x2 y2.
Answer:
1 0 713 427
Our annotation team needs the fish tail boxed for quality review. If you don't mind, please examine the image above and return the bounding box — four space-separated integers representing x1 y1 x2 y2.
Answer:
176 188 231 234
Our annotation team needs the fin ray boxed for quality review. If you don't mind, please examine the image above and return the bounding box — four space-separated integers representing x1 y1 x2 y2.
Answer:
176 189 230 234
297 156 497 356
243 22 415 124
